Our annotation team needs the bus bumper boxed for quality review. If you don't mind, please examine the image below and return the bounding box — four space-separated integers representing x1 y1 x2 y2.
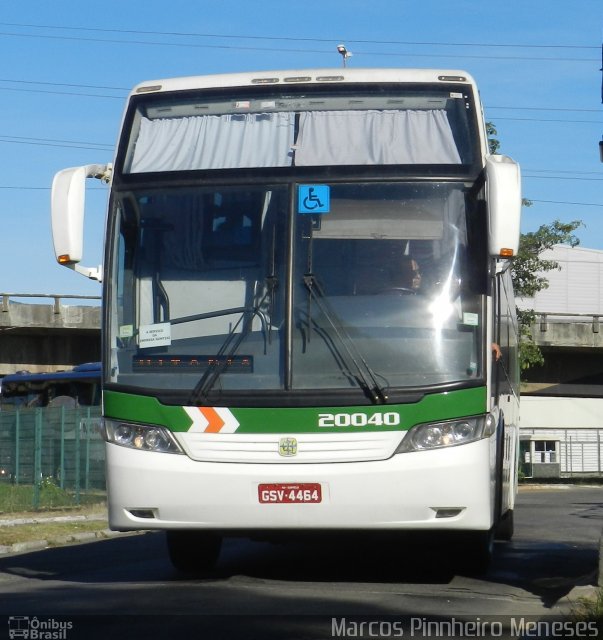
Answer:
106 438 496 532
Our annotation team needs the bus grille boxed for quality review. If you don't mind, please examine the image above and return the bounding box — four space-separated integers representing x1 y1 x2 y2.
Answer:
176 431 405 463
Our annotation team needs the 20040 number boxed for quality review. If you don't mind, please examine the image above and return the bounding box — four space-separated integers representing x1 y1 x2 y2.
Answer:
318 412 400 428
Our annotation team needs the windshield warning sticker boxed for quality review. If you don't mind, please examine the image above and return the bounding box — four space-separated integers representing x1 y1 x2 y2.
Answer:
298 185 330 214
463 312 479 326
139 322 172 348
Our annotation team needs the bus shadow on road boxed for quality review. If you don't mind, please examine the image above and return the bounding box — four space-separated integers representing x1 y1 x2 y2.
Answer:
488 539 598 607
0 530 596 610
204 532 482 585
208 532 599 607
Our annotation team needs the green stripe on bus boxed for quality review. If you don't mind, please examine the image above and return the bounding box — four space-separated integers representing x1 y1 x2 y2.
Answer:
104 387 487 433
104 391 192 431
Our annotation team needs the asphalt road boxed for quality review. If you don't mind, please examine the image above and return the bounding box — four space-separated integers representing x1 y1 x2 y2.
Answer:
0 485 599 639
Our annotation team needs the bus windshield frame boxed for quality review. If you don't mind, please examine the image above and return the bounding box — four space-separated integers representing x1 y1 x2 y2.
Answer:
105 178 487 406
115 82 482 178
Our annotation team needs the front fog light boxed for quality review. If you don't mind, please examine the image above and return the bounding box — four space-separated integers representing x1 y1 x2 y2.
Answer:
396 415 492 453
103 420 183 454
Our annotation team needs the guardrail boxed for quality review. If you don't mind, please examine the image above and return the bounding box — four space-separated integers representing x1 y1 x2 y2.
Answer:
0 293 101 315
534 311 601 334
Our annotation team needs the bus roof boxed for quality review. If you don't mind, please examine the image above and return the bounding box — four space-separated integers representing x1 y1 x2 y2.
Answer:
131 68 478 97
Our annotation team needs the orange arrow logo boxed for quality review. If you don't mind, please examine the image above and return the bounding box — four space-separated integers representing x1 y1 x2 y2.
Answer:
184 406 240 434
199 407 224 433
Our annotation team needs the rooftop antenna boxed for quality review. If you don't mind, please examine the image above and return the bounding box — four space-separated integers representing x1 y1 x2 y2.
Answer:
337 44 352 68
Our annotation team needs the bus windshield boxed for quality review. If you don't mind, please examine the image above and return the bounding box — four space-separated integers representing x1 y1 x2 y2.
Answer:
108 180 485 401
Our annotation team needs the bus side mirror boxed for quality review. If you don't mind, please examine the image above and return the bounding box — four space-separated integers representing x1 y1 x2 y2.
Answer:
486 155 521 259
51 164 112 281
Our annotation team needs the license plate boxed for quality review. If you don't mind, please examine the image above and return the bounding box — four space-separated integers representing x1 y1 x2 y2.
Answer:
258 483 322 504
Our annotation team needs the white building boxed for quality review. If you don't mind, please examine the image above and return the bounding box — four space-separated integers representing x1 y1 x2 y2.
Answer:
518 245 603 479
518 244 603 315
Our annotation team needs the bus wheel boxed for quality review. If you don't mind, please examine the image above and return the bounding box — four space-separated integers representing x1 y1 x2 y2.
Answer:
495 509 514 541
166 530 222 573
460 529 494 575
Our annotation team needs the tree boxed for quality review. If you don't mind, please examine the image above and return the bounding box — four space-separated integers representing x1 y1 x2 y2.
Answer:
486 122 500 154
512 220 583 371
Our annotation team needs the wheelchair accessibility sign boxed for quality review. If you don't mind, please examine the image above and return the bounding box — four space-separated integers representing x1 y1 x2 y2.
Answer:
298 185 330 214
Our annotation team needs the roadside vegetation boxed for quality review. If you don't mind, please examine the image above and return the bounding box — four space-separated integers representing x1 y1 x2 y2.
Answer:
572 590 603 636
0 519 108 547
0 478 105 514
0 480 108 548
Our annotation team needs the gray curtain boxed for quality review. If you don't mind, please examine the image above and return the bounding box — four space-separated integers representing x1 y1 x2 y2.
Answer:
130 112 295 172
129 109 461 172
295 110 461 165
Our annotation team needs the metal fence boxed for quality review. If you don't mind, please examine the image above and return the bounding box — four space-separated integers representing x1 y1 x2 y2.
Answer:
0 406 104 511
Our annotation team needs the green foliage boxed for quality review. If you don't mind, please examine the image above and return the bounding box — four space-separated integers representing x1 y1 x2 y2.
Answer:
486 122 500 154
0 480 103 513
571 589 603 629
40 476 70 505
512 220 583 371
512 220 583 298
516 310 544 371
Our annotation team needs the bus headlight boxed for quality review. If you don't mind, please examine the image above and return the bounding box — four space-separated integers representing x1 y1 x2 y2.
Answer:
102 419 184 454
395 414 495 453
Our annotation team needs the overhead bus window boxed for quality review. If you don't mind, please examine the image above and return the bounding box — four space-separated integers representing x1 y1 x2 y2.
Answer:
121 89 475 173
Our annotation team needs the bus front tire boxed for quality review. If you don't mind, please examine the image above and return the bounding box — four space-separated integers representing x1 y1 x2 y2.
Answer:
495 509 514 541
166 530 222 573
460 528 494 576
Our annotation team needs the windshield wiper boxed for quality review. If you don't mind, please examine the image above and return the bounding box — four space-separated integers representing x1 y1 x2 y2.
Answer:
303 274 388 404
187 286 274 405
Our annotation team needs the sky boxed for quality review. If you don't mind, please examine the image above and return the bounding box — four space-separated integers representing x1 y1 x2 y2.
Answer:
0 0 601 299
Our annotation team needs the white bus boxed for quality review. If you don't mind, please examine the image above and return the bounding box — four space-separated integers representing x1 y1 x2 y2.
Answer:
51 68 521 573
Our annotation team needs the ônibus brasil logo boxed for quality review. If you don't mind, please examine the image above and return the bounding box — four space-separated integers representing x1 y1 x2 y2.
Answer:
8 616 73 639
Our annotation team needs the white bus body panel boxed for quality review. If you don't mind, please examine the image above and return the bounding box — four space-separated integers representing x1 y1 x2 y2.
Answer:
107 436 496 532
133 68 479 95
